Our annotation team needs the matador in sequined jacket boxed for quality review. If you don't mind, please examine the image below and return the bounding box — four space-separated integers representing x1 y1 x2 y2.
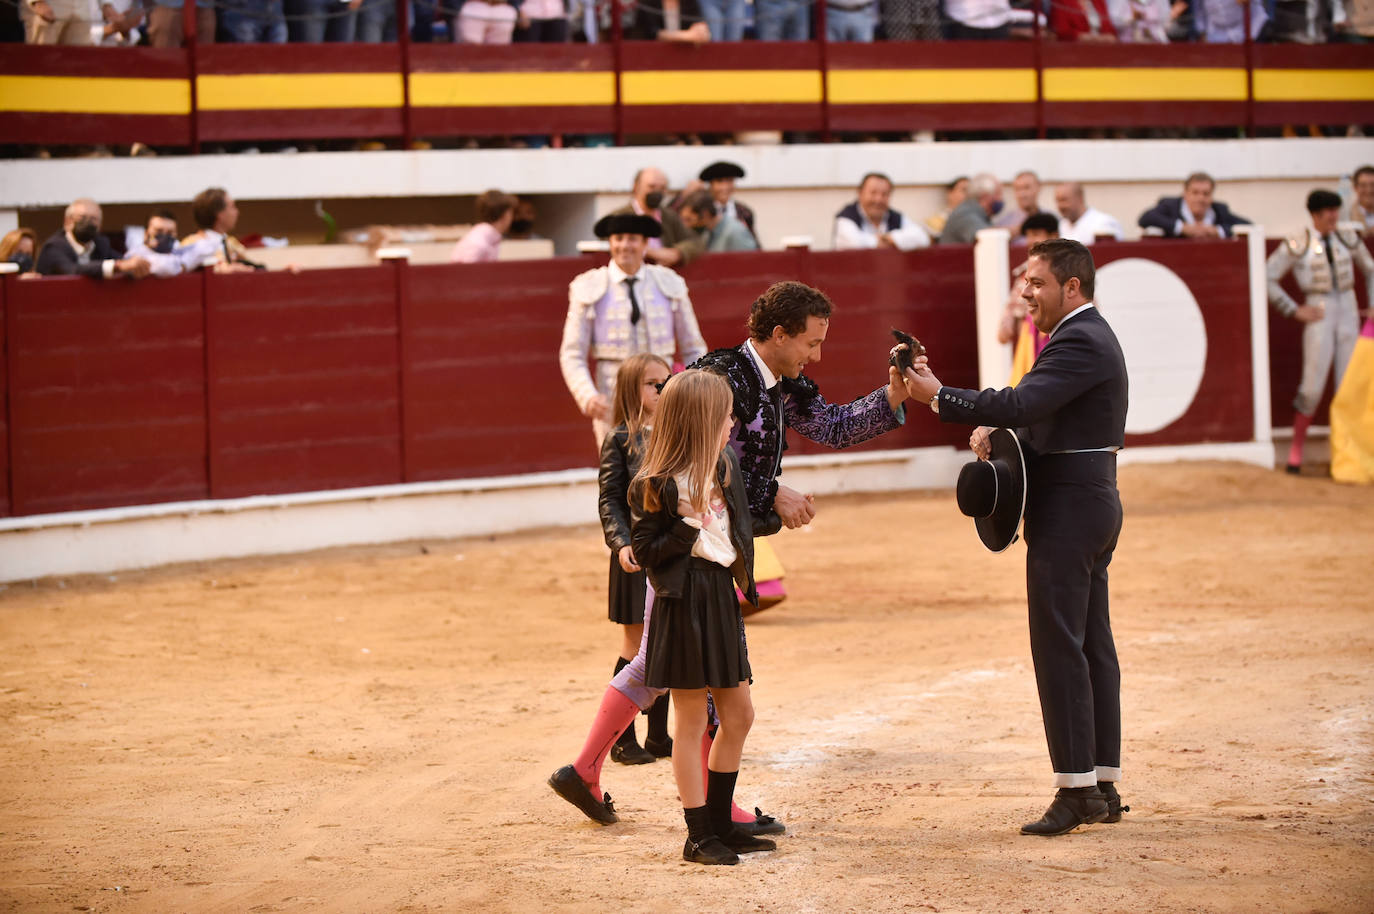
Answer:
691 343 904 535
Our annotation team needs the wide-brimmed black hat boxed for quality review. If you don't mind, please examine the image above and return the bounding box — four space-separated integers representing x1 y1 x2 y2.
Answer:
955 427 1026 554
1306 189 1342 213
699 161 745 182
594 213 662 239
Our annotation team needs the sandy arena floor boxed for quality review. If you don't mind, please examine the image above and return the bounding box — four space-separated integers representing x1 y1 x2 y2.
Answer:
1 461 1372 913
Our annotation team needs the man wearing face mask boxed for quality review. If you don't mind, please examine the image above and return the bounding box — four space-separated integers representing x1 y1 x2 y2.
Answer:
560 213 708 445
938 172 1005 246
125 210 205 278
36 198 151 279
610 167 704 270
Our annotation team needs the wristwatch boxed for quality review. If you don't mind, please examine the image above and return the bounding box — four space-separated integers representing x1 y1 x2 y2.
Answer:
928 392 939 415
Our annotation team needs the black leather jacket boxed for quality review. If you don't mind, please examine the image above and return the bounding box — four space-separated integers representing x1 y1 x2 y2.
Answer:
597 425 646 552
629 448 758 607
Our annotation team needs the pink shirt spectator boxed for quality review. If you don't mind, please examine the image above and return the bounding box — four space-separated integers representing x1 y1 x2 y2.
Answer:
450 222 503 263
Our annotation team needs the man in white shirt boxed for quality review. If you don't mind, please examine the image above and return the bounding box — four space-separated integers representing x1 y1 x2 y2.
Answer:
833 172 932 251
1055 181 1124 245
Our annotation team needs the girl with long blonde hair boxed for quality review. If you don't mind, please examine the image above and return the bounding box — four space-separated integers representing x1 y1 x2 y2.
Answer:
597 353 672 765
629 369 772 866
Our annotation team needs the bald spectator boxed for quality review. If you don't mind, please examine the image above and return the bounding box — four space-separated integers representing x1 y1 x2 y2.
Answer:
1138 172 1251 239
451 190 517 263
995 170 1046 234
1055 182 1124 244
611 167 704 269
36 199 150 279
939 173 1004 245
834 173 932 251
679 189 758 253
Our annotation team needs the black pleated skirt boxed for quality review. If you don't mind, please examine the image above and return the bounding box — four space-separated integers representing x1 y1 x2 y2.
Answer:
643 557 751 690
607 555 648 624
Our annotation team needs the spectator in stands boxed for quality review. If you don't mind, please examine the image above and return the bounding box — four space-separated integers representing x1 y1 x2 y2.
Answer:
1335 0 1374 40
1050 0 1119 40
220 0 287 42
827 0 877 41
1344 165 1374 237
182 187 265 271
1268 0 1335 42
506 198 545 240
612 167 704 268
1055 182 1124 244
559 213 707 444
924 177 968 242
1138 172 1251 239
943 0 1013 38
1 228 40 275
940 173 1004 246
36 199 151 280
24 0 96 43
458 0 517 41
995 169 1046 234
679 189 759 253
699 161 757 243
1194 0 1266 41
146 0 214 46
125 210 206 277
287 0 360 41
450 190 517 263
755 0 809 39
514 0 569 40
834 173 932 251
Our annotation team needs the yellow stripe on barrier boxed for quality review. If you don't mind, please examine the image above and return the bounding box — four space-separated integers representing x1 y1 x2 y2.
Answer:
828 69 1037 104
409 71 615 107
196 73 403 110
0 75 190 115
1044 67 1247 102
1254 69 1374 102
621 70 822 106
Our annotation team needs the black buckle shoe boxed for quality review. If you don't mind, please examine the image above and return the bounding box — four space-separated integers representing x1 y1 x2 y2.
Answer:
736 807 786 836
683 836 739 865
610 740 656 765
548 764 618 825
720 827 776 853
642 736 674 758
1099 782 1130 823
1020 789 1109 836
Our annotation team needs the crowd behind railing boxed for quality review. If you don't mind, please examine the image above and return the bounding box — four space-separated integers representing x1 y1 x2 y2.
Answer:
4 0 1369 47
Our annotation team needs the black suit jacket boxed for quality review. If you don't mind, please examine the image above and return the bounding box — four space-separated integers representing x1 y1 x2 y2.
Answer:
1137 197 1250 239
36 230 118 279
935 306 1128 457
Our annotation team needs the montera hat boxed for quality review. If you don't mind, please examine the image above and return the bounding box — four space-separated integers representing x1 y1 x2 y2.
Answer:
955 427 1027 554
1306 189 1342 213
700 161 746 182
594 213 663 239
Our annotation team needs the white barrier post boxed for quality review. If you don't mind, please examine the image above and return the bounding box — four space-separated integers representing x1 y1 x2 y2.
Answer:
1236 225 1273 455
973 227 1012 390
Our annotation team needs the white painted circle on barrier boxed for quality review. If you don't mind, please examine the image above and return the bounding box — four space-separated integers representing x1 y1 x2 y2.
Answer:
1095 258 1207 435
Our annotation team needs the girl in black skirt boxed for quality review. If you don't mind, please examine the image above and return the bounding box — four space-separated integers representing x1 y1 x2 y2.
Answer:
629 370 774 866
598 353 672 765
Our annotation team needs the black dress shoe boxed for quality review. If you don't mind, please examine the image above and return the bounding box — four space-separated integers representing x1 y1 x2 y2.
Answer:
548 765 618 825
736 807 786 836
642 736 674 758
1286 463 1301 475
1099 782 1130 823
1020 789 1109 836
610 740 656 765
719 827 776 853
683 836 739 865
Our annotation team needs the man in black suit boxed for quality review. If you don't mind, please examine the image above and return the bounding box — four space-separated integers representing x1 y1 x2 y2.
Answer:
1138 172 1250 239
36 198 150 279
901 238 1130 836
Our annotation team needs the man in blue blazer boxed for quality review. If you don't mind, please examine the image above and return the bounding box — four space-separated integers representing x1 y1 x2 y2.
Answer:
1138 172 1251 239
901 239 1131 836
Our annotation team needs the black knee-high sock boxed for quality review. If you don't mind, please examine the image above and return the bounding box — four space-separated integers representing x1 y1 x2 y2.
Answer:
706 768 739 839
613 657 637 746
646 693 670 743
